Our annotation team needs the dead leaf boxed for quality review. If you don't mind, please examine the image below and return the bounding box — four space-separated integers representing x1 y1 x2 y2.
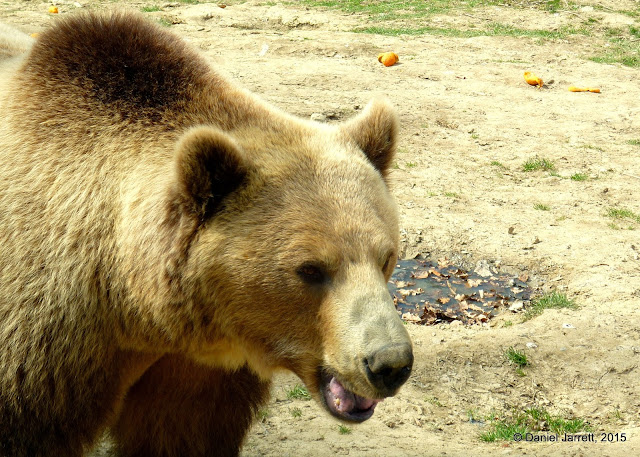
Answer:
411 270 430 279
394 280 415 288
420 309 438 325
467 302 486 312
398 288 424 296
437 257 450 267
401 312 421 323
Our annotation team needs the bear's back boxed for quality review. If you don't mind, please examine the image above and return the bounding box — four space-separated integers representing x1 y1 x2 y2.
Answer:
17 13 209 124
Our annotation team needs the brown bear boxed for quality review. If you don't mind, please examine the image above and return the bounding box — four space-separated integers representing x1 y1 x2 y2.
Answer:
0 12 413 457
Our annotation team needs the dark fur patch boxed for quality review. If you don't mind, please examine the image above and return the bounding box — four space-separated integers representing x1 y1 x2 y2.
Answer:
23 12 209 115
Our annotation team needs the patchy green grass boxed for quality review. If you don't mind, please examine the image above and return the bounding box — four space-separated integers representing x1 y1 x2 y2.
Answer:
522 157 556 172
490 160 506 169
570 173 589 181
426 396 445 407
627 139 640 147
286 384 312 401
405 161 417 168
444 191 460 199
548 416 589 434
607 207 640 224
534 203 550 211
479 407 591 442
301 0 580 16
607 222 635 230
354 23 589 39
290 407 302 418
156 17 173 27
300 0 451 18
301 0 591 40
299 1 639 66
527 407 591 434
141 5 162 12
504 347 529 368
480 420 529 442
338 424 352 435
523 291 578 321
580 144 605 152
589 25 640 67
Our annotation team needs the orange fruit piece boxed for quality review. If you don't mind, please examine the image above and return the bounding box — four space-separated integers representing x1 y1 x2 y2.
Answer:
568 86 600 93
377 52 399 67
524 71 543 88
48 6 59 14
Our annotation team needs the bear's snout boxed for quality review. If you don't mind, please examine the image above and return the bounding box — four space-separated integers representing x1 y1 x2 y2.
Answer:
364 342 413 394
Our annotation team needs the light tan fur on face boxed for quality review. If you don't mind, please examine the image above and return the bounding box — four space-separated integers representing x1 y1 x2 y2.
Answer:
0 11 408 456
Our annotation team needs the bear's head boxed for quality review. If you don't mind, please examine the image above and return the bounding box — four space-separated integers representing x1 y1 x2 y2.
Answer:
169 99 412 423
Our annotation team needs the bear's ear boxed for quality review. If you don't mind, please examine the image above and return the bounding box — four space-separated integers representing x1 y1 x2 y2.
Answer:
172 126 248 221
342 99 398 177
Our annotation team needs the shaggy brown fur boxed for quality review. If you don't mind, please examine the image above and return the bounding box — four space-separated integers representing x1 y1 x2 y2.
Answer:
0 12 411 457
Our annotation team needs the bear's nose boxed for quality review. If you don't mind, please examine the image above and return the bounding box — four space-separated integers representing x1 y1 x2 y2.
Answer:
364 343 413 394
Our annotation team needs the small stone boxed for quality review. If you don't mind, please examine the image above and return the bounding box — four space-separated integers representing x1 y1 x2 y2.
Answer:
526 342 538 349
258 43 269 57
509 300 524 312
310 113 327 122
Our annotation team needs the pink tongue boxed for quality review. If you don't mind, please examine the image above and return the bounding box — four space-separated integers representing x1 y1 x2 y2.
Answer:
328 377 379 413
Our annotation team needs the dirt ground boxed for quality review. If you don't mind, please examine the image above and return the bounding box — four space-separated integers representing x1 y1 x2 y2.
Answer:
2 1 639 456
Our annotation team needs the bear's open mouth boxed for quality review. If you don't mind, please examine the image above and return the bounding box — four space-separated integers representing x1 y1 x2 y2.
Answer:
319 371 382 422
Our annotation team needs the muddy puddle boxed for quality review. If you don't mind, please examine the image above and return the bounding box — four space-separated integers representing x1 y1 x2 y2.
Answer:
389 258 532 325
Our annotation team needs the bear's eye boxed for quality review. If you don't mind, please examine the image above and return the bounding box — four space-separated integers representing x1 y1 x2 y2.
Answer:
296 263 327 285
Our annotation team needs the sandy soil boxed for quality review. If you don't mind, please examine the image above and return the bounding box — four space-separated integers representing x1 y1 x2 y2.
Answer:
2 1 638 456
